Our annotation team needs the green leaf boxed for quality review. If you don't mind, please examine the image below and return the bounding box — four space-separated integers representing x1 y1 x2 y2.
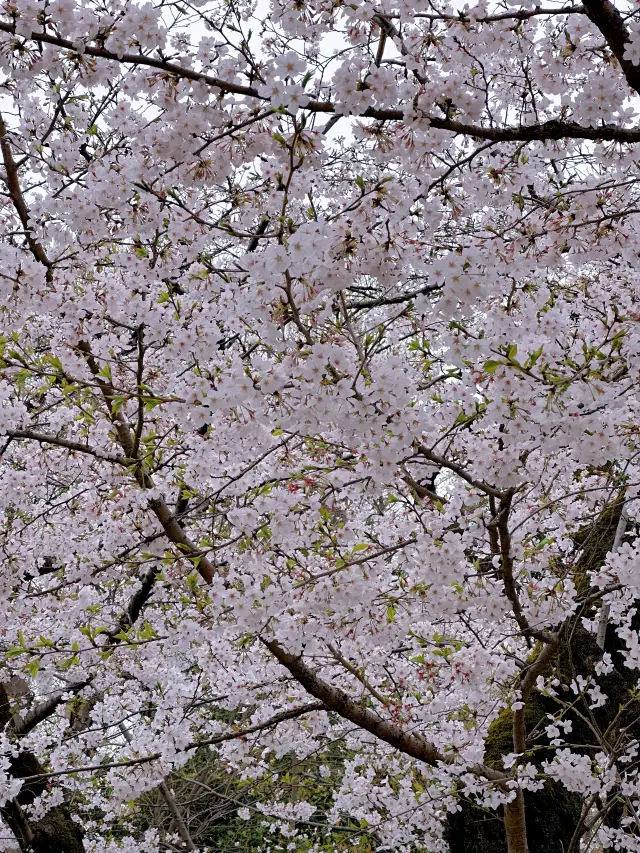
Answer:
143 397 162 413
525 345 544 369
23 659 41 677
483 359 503 375
137 621 155 641
5 646 25 659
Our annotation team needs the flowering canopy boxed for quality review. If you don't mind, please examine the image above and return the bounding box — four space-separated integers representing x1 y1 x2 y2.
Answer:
0 0 640 851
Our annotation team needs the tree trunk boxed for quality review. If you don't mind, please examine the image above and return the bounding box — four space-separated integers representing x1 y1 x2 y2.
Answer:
445 500 638 853
0 683 85 853
504 793 528 853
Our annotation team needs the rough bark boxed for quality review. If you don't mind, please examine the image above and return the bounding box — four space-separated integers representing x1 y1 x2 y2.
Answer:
504 793 529 853
445 499 639 853
0 684 85 853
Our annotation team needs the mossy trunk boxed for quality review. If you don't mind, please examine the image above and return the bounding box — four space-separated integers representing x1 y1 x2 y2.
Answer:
445 497 638 853
444 620 634 853
444 772 582 853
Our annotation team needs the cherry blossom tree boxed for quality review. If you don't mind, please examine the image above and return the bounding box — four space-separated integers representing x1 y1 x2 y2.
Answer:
1 0 640 851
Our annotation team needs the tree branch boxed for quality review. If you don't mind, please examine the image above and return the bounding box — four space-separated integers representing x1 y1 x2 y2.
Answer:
0 25 639 143
262 638 506 783
18 702 326 783
7 429 132 466
581 0 640 95
412 5 584 22
74 340 218 584
413 442 506 499
0 112 53 281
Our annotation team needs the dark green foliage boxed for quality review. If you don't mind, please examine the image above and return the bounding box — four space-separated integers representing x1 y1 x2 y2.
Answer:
128 741 379 853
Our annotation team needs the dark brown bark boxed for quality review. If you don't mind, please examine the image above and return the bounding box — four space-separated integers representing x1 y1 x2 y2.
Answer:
581 0 640 95
2 23 640 143
0 684 85 852
263 638 505 782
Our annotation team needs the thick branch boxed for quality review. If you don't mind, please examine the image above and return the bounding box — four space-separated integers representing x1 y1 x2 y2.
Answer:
0 113 53 280
16 567 163 735
0 684 85 852
14 679 91 737
504 793 529 853
414 442 506 499
7 429 132 466
581 0 640 95
0 25 639 142
147 496 216 584
348 281 443 310
262 638 505 782
412 4 584 21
